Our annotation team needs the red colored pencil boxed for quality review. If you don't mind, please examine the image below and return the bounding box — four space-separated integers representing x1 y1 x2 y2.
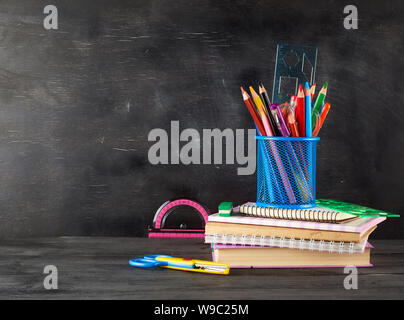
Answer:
240 87 266 136
295 84 305 137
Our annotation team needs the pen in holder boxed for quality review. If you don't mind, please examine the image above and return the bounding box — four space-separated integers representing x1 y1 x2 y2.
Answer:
256 136 320 209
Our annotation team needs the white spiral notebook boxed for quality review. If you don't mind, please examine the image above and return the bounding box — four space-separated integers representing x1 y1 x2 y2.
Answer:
239 202 357 223
205 233 369 254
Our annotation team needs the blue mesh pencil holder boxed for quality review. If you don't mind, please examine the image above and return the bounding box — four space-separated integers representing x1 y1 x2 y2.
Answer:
256 136 320 209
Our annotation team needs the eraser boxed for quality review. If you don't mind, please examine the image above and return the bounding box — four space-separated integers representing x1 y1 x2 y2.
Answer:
219 202 233 217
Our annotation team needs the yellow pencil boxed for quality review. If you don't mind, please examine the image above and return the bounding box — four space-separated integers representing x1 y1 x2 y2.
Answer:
249 86 268 117
249 86 274 136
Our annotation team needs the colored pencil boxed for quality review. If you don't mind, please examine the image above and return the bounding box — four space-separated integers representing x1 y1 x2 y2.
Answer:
249 87 274 136
255 85 269 117
287 96 299 137
289 95 297 112
314 103 331 137
311 81 328 130
240 87 266 136
283 94 311 200
243 86 277 201
310 83 316 101
259 84 280 136
304 82 312 137
319 103 331 127
264 140 296 204
249 87 265 117
288 112 299 137
312 113 321 137
242 87 296 203
280 102 288 120
253 94 284 201
295 84 305 137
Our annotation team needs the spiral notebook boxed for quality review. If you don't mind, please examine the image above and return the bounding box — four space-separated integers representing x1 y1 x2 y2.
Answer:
239 202 358 223
211 242 373 268
205 232 371 254
208 211 386 234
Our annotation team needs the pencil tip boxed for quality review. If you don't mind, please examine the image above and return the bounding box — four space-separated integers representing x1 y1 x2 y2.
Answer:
249 86 257 95
323 81 328 89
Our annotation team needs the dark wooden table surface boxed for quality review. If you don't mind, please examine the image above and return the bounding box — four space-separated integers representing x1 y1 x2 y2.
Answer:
0 237 403 299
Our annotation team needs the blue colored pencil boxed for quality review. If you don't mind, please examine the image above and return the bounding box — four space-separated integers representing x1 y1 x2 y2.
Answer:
304 82 312 137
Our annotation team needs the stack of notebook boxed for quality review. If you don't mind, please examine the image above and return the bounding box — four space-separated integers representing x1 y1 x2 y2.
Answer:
204 200 395 268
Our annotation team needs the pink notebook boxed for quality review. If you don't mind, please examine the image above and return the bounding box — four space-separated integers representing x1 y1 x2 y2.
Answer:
208 211 385 234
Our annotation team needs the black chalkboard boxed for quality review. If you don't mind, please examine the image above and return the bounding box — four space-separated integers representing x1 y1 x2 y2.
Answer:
0 0 402 238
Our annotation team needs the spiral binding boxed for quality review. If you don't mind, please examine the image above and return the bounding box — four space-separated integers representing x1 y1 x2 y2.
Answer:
240 203 340 223
206 233 365 254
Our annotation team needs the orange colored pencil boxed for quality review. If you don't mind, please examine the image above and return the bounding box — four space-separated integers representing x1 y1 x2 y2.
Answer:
319 103 331 127
313 103 331 137
288 112 299 137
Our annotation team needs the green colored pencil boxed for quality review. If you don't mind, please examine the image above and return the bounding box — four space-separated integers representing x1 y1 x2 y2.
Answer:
311 82 328 131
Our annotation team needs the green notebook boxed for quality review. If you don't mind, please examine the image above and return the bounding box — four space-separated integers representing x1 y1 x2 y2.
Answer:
316 199 400 218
